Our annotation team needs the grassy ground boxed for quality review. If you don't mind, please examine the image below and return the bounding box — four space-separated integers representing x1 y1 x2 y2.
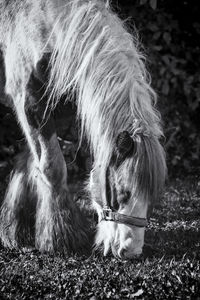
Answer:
0 177 200 299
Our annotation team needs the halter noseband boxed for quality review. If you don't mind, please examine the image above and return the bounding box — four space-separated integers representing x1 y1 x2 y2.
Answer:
100 207 148 228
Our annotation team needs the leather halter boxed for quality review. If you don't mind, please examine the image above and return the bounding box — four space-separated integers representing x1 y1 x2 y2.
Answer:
100 207 148 227
100 167 148 228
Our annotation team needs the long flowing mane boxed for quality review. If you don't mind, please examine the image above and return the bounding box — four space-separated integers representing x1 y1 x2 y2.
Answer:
48 0 166 201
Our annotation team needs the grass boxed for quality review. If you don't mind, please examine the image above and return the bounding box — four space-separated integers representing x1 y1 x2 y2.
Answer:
0 177 200 299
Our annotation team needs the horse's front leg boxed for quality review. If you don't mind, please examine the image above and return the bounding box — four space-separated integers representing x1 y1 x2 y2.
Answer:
27 67 90 254
0 148 36 248
0 56 89 254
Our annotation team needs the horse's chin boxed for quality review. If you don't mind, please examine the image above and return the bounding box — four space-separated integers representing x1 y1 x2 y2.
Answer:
95 221 144 260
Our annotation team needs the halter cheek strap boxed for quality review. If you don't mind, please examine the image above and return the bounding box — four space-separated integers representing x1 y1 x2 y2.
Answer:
100 207 148 228
99 165 148 228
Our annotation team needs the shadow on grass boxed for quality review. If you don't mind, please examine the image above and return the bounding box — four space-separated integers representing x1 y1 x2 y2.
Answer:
144 225 200 259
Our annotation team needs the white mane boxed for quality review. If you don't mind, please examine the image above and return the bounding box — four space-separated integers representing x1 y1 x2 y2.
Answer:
48 0 166 201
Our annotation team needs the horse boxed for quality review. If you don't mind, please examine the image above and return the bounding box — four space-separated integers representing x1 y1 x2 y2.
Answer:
0 0 166 259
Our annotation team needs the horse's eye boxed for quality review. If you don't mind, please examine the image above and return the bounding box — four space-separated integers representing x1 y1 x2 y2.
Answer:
118 191 131 204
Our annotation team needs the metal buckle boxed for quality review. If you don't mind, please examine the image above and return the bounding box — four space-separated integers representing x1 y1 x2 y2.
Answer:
101 208 115 221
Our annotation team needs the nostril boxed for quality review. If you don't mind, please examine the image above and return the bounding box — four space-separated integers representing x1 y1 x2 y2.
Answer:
118 247 143 259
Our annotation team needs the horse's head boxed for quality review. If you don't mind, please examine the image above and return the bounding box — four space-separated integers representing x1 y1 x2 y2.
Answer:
89 129 166 259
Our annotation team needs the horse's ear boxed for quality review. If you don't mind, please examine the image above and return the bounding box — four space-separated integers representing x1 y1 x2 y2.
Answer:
116 131 134 156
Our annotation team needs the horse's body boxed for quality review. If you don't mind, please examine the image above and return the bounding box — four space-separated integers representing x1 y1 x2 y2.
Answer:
0 0 166 259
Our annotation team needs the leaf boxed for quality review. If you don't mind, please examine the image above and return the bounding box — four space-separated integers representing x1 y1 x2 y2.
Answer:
150 0 157 10
162 81 169 95
149 23 159 32
153 45 163 51
140 0 148 5
176 275 183 284
153 31 161 40
163 32 171 45
130 289 144 298
162 55 170 65
0 161 8 168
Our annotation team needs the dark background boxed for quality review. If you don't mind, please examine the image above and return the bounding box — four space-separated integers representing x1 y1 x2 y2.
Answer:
0 0 200 182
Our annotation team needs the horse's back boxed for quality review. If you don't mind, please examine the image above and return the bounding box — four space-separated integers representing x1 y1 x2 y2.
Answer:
0 0 51 42
0 0 60 97
0 0 103 97
0 0 70 30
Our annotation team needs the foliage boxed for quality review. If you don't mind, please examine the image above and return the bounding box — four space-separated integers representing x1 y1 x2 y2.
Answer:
115 0 200 176
139 0 157 10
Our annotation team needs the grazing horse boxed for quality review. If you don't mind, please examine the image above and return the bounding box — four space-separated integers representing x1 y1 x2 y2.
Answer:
0 0 166 259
